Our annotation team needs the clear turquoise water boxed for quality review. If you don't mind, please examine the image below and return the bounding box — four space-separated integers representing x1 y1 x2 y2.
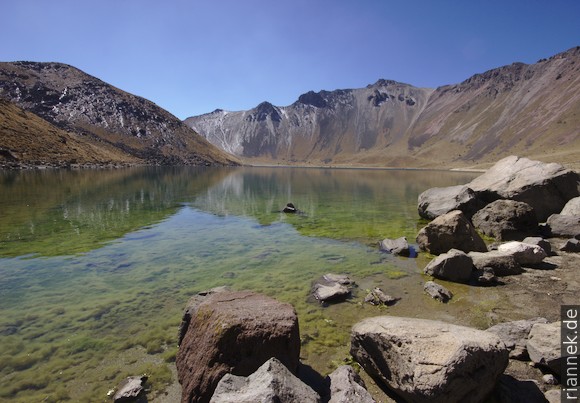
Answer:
0 166 487 402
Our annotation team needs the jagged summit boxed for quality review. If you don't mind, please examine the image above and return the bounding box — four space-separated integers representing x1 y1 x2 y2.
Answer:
185 47 580 169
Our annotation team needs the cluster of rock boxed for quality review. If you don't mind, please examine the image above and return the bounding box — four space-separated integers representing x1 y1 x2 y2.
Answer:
157 156 578 403
175 287 524 403
175 287 378 403
415 156 580 301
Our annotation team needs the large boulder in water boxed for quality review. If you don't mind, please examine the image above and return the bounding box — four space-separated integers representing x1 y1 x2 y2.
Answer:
416 210 487 255
467 156 580 222
350 316 508 403
418 185 483 220
471 199 538 241
176 289 300 403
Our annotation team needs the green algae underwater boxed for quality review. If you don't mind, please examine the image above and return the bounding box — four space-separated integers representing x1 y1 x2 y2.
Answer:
0 166 489 402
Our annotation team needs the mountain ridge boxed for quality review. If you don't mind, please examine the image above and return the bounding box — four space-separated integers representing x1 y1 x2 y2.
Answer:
185 46 580 170
0 61 239 168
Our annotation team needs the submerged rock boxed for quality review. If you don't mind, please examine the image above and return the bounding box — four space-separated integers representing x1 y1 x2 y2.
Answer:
379 236 412 256
423 280 453 302
113 375 148 403
350 316 508 403
363 287 399 306
527 321 562 376
283 202 298 213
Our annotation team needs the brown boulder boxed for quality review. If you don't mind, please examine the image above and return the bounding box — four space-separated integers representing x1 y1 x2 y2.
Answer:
176 290 300 403
471 199 538 241
416 210 487 255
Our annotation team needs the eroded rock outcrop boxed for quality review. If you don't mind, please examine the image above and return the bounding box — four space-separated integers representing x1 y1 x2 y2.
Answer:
176 290 300 403
350 316 508 403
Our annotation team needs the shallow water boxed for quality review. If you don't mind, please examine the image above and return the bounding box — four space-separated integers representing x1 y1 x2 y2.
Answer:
0 166 487 401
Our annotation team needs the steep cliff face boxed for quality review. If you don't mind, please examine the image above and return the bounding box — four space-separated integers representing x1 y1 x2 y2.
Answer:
186 80 432 165
185 47 580 169
0 62 238 167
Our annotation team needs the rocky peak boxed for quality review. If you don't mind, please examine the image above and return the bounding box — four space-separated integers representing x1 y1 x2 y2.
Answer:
297 90 327 108
247 101 282 122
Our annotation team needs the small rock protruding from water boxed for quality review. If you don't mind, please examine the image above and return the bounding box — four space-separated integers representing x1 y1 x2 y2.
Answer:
283 202 298 213
312 273 354 303
424 281 453 303
364 287 399 306
477 267 499 286
112 375 148 403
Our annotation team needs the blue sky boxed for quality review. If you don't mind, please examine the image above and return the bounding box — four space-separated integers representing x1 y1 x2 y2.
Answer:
2 0 579 119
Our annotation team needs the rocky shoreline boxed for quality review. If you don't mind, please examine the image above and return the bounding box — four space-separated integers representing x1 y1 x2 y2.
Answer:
111 156 579 403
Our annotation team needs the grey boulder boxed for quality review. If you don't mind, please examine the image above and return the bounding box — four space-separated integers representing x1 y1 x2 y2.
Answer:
417 185 483 220
527 322 562 376
546 214 580 238
486 317 548 359
468 251 523 276
497 241 547 266
467 155 580 222
350 316 508 403
416 210 487 255
379 237 411 256
471 199 538 241
424 248 473 283
312 274 354 303
210 358 320 403
327 365 375 403
561 196 580 215
113 375 148 403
